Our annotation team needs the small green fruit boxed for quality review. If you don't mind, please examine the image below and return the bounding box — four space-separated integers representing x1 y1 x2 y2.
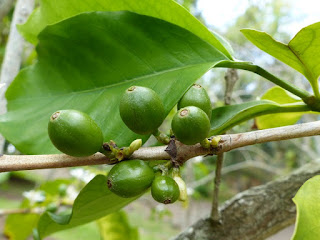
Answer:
172 106 210 145
178 84 212 119
48 110 103 157
151 176 180 204
107 160 155 198
119 86 165 135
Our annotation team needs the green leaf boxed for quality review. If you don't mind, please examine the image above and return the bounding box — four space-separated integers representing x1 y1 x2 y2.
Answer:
4 214 40 240
256 87 307 129
97 211 139 240
0 11 228 154
292 175 320 240
36 175 139 238
4 199 40 240
210 99 309 135
241 22 320 97
18 0 233 59
0 172 10 183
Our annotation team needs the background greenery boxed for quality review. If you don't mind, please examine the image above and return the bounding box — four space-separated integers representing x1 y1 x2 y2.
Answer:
0 0 319 239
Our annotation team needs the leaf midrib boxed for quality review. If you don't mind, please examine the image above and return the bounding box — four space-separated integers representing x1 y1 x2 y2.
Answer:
10 61 216 102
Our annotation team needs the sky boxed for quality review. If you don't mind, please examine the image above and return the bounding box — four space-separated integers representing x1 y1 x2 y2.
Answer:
196 0 319 35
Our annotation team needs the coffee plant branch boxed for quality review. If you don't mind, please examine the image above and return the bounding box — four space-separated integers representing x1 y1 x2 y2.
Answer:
1 120 319 172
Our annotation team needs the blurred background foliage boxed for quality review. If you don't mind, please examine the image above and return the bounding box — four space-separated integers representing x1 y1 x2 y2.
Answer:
0 0 319 239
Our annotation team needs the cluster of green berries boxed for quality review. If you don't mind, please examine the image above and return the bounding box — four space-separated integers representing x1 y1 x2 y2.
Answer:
119 84 212 145
106 159 183 204
47 83 212 204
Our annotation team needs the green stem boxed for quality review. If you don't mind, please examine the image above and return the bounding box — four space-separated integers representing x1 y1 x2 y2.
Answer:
152 129 170 145
216 61 311 100
211 103 312 136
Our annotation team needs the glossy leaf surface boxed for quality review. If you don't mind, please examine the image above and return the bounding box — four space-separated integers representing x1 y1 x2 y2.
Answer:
210 99 309 135
36 175 139 238
0 11 228 154
18 0 233 59
241 22 320 95
256 87 306 129
292 175 320 240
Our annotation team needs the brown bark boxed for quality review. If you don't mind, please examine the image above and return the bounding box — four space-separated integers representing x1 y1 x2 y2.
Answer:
1 120 320 172
174 162 320 240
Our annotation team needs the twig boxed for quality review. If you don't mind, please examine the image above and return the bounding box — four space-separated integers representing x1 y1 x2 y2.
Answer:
0 0 35 153
210 68 239 221
210 153 224 221
0 207 44 216
224 69 238 105
0 121 320 172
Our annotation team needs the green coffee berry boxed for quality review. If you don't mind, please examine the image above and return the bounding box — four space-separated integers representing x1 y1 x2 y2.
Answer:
178 84 212 119
119 86 165 135
48 110 103 157
171 106 210 145
151 176 180 204
107 160 155 198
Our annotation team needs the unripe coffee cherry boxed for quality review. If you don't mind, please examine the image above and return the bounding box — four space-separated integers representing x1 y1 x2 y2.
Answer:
119 86 165 135
178 84 212 119
151 176 180 204
107 160 155 198
171 106 210 145
48 110 103 157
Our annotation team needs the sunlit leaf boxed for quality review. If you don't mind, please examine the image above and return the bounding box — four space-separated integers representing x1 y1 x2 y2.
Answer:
4 214 40 240
241 22 320 95
292 175 320 240
210 99 309 135
256 87 307 129
97 211 139 240
18 0 233 59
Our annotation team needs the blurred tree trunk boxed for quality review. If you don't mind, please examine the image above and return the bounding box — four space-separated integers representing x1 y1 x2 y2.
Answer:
174 162 320 240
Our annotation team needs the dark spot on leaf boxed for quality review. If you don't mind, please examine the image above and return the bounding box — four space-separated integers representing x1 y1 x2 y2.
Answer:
164 199 171 204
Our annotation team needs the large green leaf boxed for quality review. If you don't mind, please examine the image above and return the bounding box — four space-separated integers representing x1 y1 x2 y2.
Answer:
292 175 320 240
36 175 139 238
256 87 307 129
241 22 320 96
18 0 233 59
97 211 139 240
0 11 228 154
210 100 309 135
